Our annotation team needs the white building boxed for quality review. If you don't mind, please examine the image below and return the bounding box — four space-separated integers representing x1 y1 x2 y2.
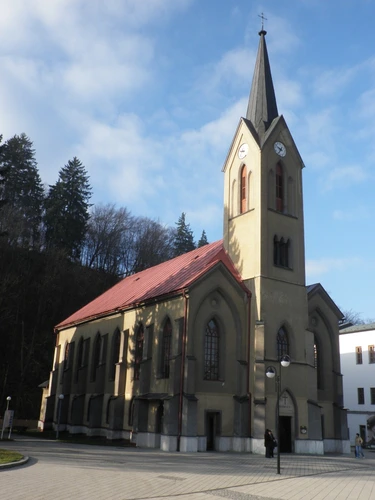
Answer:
339 323 375 446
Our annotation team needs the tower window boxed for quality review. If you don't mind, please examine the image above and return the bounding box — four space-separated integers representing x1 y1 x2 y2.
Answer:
371 388 375 405
356 346 363 364
277 327 289 359
276 162 284 212
240 165 247 214
273 236 291 268
204 319 219 380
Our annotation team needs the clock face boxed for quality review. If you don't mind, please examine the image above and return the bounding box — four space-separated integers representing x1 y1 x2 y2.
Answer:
238 143 249 159
274 141 286 157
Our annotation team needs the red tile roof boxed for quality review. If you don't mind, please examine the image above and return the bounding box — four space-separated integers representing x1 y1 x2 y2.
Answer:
56 240 249 330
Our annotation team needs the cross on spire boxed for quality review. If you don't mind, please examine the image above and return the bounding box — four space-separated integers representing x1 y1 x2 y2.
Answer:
258 12 267 31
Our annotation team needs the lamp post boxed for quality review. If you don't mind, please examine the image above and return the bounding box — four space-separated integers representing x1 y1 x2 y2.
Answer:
1 396 11 440
266 355 290 475
56 394 64 440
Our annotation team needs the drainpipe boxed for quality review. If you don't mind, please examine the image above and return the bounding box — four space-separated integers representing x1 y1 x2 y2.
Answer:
177 289 189 452
246 290 252 437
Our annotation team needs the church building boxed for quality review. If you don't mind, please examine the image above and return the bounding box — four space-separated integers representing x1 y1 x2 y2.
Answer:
40 29 349 454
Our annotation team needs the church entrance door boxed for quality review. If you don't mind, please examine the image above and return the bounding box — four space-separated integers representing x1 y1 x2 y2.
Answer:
279 416 292 452
206 412 219 451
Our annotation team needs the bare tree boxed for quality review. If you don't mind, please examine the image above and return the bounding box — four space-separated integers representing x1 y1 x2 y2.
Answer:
339 309 375 329
82 203 133 276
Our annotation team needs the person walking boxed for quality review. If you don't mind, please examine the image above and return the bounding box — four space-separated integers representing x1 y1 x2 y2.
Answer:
264 429 275 458
355 433 365 458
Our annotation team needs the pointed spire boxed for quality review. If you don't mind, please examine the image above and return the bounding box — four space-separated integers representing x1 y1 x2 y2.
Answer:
246 30 278 139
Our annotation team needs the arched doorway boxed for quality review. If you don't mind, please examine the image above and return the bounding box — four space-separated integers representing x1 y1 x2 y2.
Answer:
279 391 295 453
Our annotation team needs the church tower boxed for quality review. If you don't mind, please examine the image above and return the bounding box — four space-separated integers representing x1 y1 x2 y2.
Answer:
223 29 318 452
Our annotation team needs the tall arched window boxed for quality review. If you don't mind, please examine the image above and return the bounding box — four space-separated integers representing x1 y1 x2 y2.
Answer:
314 335 322 389
240 165 247 214
63 342 70 371
134 324 144 381
274 236 291 268
277 327 289 359
162 318 172 378
75 336 84 382
110 329 121 380
204 319 219 380
91 334 102 382
276 162 284 212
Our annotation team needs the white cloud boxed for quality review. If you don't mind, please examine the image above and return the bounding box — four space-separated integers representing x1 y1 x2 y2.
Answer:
333 206 371 221
322 165 368 191
306 257 362 277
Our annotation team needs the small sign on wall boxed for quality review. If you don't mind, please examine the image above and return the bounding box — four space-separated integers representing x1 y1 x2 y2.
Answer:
300 425 307 434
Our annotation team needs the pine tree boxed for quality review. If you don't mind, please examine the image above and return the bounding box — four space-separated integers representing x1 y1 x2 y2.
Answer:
45 157 92 260
174 212 196 256
197 229 209 248
0 135 8 238
0 133 44 247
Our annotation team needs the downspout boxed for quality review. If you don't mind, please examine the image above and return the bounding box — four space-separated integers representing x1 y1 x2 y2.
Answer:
246 290 252 437
177 289 189 452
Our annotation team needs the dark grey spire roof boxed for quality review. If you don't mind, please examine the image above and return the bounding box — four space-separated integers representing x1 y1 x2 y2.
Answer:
246 30 278 138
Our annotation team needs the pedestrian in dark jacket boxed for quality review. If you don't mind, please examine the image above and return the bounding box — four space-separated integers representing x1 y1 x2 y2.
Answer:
264 429 275 458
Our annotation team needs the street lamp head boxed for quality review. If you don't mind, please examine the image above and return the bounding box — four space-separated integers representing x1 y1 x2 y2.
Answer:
58 394 64 400
280 355 291 368
6 396 11 401
266 366 276 379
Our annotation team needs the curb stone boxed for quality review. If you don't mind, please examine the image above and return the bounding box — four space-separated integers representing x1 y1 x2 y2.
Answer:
0 456 29 470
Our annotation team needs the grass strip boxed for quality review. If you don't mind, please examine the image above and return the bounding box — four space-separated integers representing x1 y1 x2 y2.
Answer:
0 449 23 465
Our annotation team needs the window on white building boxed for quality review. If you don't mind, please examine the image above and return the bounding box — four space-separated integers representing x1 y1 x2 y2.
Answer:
358 388 365 405
356 346 362 364
369 345 375 364
371 388 375 405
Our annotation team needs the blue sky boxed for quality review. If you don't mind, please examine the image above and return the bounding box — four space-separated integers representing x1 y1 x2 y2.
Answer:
0 0 374 320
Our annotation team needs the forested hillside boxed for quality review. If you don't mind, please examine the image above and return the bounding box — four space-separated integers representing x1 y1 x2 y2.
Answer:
0 133 208 419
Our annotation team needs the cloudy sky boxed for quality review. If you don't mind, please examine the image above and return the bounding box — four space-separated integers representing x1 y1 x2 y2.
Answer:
1 0 374 320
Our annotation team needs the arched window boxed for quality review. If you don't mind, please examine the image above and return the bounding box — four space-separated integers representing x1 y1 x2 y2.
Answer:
110 329 121 381
287 176 295 215
314 335 322 389
274 236 291 268
128 397 135 426
280 238 287 267
91 334 102 382
77 337 84 368
134 324 144 381
277 327 289 359
273 235 279 265
75 337 84 382
63 342 70 371
240 165 247 214
276 162 284 212
204 319 219 380
162 318 172 378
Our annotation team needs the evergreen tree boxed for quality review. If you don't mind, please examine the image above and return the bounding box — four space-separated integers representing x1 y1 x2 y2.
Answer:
197 229 209 247
0 135 8 238
0 133 44 247
45 157 92 260
174 212 196 256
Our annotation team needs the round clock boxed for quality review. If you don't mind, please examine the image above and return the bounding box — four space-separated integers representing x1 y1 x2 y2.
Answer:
274 141 286 157
238 143 249 159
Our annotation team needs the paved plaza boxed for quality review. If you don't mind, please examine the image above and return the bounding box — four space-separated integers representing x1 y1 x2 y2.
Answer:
1 437 375 500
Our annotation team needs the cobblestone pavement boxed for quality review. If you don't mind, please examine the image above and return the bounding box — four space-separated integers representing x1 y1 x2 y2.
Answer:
1 438 375 500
